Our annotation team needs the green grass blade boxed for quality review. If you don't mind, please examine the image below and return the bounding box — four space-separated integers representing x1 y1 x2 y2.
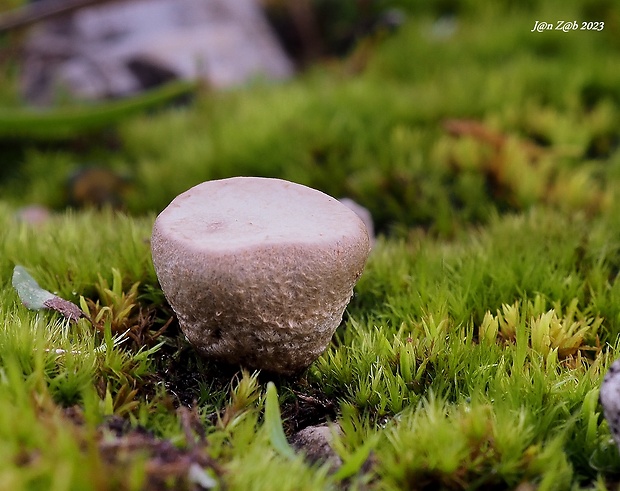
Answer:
264 382 296 461
332 435 377 481
0 80 196 140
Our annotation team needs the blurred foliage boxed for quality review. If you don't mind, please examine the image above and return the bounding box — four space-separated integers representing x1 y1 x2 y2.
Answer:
1 0 618 236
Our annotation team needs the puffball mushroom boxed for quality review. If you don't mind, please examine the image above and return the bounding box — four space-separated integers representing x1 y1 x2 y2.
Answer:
151 177 371 374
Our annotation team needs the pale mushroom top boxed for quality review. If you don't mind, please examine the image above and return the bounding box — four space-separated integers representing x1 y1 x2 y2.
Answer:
156 177 369 252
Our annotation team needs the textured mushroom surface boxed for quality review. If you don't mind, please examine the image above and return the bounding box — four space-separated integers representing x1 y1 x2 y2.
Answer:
151 177 371 374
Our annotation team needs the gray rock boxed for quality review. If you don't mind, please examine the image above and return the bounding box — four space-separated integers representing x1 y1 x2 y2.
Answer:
339 198 375 247
21 0 294 104
151 177 370 374
600 358 620 450
291 423 342 469
15 205 51 226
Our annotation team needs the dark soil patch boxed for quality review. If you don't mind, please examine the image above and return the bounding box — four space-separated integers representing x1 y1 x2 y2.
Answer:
65 405 222 491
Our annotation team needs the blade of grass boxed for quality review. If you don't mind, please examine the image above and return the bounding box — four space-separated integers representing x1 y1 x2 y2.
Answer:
264 382 296 461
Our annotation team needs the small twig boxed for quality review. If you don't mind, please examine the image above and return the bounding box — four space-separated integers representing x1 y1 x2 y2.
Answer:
39 328 131 355
44 348 83 355
149 316 174 341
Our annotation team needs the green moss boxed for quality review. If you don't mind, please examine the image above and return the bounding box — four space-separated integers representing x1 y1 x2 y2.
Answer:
2 201 620 488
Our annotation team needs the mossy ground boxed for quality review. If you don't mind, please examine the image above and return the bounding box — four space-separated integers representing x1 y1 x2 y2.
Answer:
1 0 620 489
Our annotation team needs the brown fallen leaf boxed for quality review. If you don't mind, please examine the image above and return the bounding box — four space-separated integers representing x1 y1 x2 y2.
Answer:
43 296 85 323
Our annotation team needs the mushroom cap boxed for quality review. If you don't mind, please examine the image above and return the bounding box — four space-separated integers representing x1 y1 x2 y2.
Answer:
151 177 370 374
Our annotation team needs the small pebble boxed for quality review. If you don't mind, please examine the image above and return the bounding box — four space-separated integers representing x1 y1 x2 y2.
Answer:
15 205 51 226
600 358 620 450
339 198 375 247
291 423 342 469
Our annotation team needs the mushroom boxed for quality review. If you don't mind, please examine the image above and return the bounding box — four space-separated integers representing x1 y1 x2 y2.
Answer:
151 177 371 374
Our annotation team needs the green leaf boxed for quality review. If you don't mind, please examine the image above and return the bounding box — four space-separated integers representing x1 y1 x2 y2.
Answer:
12 265 84 322
264 382 296 461
0 81 196 141
12 265 55 310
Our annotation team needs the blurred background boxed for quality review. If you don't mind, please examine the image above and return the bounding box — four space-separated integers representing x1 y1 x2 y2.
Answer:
0 0 618 236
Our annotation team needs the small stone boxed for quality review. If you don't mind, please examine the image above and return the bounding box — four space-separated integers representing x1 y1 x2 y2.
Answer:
15 205 51 226
291 423 342 469
20 0 293 103
600 358 620 449
339 198 375 247
151 177 370 374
